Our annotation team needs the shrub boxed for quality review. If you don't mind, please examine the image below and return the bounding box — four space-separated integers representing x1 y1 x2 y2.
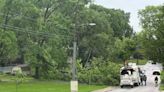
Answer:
161 71 164 84
39 66 71 81
77 58 121 86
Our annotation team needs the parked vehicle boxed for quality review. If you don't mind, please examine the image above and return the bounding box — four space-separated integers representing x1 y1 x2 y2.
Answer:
120 63 140 88
11 66 22 75
152 70 160 75
148 60 153 64
0 64 31 75
152 62 157 64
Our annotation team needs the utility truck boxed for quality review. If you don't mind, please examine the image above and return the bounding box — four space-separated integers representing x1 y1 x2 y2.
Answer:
120 63 140 88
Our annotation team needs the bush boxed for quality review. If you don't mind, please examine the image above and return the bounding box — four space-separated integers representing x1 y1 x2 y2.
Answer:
77 58 121 86
35 57 121 86
39 67 71 81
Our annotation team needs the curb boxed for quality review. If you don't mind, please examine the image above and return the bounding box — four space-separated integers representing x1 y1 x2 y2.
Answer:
92 87 116 92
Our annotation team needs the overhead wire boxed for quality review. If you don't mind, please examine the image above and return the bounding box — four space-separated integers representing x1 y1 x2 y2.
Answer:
0 12 38 22
0 5 74 39
0 24 72 48
0 11 73 39
0 24 72 39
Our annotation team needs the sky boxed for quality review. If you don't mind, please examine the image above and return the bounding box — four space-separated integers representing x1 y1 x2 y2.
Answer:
94 0 164 32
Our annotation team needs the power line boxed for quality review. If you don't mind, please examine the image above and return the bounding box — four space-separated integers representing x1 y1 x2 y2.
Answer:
0 12 38 23
0 12 73 38
0 24 72 39
0 12 57 26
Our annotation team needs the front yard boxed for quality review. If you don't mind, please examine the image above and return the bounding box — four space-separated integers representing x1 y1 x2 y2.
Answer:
0 81 107 92
0 74 107 92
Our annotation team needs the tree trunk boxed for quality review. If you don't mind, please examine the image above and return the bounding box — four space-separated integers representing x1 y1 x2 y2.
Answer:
35 66 40 79
3 11 9 31
20 53 24 64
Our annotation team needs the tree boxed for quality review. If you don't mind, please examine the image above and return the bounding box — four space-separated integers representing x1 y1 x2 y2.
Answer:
90 5 133 38
113 37 136 62
0 0 136 80
0 0 71 78
0 30 18 66
138 5 164 64
76 8 114 66
74 4 133 66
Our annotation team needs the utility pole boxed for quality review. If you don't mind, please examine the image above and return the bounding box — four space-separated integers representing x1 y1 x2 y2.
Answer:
70 24 78 92
70 42 78 92
72 41 77 80
70 23 95 92
71 1 79 90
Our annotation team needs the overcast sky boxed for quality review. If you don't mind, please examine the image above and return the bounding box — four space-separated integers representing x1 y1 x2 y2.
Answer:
94 0 164 32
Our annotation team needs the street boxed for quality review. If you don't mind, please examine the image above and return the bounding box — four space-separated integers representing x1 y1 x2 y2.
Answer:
107 62 163 92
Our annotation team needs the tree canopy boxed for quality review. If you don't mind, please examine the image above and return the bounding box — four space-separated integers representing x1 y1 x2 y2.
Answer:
138 5 164 64
0 0 136 79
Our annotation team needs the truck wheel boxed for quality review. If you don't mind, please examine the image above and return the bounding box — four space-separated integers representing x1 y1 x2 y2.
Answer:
121 85 123 88
135 83 139 86
131 85 134 88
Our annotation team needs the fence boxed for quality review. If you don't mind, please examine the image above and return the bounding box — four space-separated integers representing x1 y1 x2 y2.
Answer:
0 66 14 73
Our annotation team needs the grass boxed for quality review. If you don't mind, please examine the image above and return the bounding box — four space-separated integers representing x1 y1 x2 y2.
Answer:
0 74 107 92
127 59 147 65
0 74 33 82
0 81 107 92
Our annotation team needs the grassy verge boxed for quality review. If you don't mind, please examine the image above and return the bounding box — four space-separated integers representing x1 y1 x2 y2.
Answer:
0 74 107 92
0 74 33 82
127 59 147 65
0 81 107 92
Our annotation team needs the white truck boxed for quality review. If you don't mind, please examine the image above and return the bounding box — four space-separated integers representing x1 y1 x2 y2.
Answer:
120 63 141 88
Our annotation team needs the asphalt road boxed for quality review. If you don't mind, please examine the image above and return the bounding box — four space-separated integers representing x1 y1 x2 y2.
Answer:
107 62 163 92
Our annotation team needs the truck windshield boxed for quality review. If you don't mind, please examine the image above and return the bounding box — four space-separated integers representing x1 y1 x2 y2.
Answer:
121 69 134 75
121 70 129 75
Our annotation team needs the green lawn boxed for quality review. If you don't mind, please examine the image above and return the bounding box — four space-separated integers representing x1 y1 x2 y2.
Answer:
0 74 33 82
0 74 107 92
0 81 107 92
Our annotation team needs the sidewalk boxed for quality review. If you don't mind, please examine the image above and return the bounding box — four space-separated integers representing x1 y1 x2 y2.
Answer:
92 87 114 92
